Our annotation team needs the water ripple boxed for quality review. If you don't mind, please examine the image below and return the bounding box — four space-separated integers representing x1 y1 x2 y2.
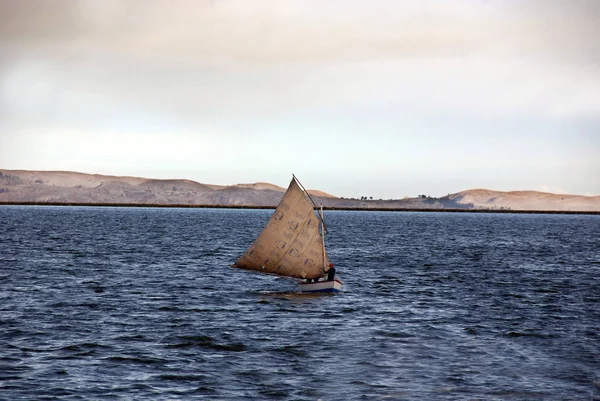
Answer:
0 207 599 400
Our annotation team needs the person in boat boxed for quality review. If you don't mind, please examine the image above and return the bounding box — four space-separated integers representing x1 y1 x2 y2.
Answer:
326 263 336 281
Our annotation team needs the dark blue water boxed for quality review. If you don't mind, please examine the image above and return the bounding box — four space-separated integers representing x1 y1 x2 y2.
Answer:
1 206 599 400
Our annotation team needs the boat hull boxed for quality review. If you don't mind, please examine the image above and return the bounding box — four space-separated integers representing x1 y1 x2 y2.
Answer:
298 279 342 293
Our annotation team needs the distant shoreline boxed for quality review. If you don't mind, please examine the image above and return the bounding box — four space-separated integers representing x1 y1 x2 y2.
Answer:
1 202 598 215
3 169 599 213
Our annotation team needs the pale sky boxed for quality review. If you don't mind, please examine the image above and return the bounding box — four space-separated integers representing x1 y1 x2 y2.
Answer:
1 0 599 198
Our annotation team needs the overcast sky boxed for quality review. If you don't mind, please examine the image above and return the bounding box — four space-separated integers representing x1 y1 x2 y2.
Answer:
1 0 599 198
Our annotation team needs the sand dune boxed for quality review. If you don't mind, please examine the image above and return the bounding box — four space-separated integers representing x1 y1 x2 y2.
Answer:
0 169 598 211
448 189 600 212
0 169 337 206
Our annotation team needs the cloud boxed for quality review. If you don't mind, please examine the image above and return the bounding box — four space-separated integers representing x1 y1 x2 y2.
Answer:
2 0 599 65
1 0 600 133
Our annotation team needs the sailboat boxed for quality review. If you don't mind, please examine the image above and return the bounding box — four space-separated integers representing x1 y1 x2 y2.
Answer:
232 175 342 293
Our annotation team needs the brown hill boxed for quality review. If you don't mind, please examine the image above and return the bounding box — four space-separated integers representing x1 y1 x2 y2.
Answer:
1 169 598 211
233 182 286 192
447 189 600 212
231 182 336 198
0 169 335 206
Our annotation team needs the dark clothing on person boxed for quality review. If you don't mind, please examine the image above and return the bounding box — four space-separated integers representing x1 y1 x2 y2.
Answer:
327 267 336 281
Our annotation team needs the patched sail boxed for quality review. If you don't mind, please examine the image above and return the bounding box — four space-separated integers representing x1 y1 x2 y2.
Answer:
233 178 330 279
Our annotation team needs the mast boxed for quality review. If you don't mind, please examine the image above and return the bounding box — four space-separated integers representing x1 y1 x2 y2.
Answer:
292 174 328 233
321 203 326 272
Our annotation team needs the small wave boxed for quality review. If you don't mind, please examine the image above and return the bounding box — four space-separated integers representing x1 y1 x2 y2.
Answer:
162 335 246 352
0 364 33 374
349 379 391 389
464 326 487 335
112 334 150 342
503 331 556 339
59 342 112 353
237 369 264 379
158 306 185 312
73 301 103 309
374 330 415 339
258 388 292 398
256 291 334 302
158 374 210 382
198 247 223 257
485 390 550 398
48 301 71 308
191 386 218 395
104 355 168 365
0 375 22 381
271 345 307 357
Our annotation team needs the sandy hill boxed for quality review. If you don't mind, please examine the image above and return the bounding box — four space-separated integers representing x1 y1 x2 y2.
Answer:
0 169 336 206
0 169 146 188
447 189 600 212
1 169 598 211
233 182 286 192
232 182 336 198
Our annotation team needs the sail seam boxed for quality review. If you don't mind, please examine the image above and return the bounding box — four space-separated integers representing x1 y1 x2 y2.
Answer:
268 193 309 275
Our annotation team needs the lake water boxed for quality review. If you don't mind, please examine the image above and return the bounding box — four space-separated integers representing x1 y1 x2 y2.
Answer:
1 206 599 400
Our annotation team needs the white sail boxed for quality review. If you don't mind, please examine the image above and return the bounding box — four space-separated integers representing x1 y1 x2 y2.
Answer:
233 178 330 279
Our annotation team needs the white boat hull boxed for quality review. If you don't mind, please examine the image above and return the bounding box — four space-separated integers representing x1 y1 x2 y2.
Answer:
298 279 342 293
